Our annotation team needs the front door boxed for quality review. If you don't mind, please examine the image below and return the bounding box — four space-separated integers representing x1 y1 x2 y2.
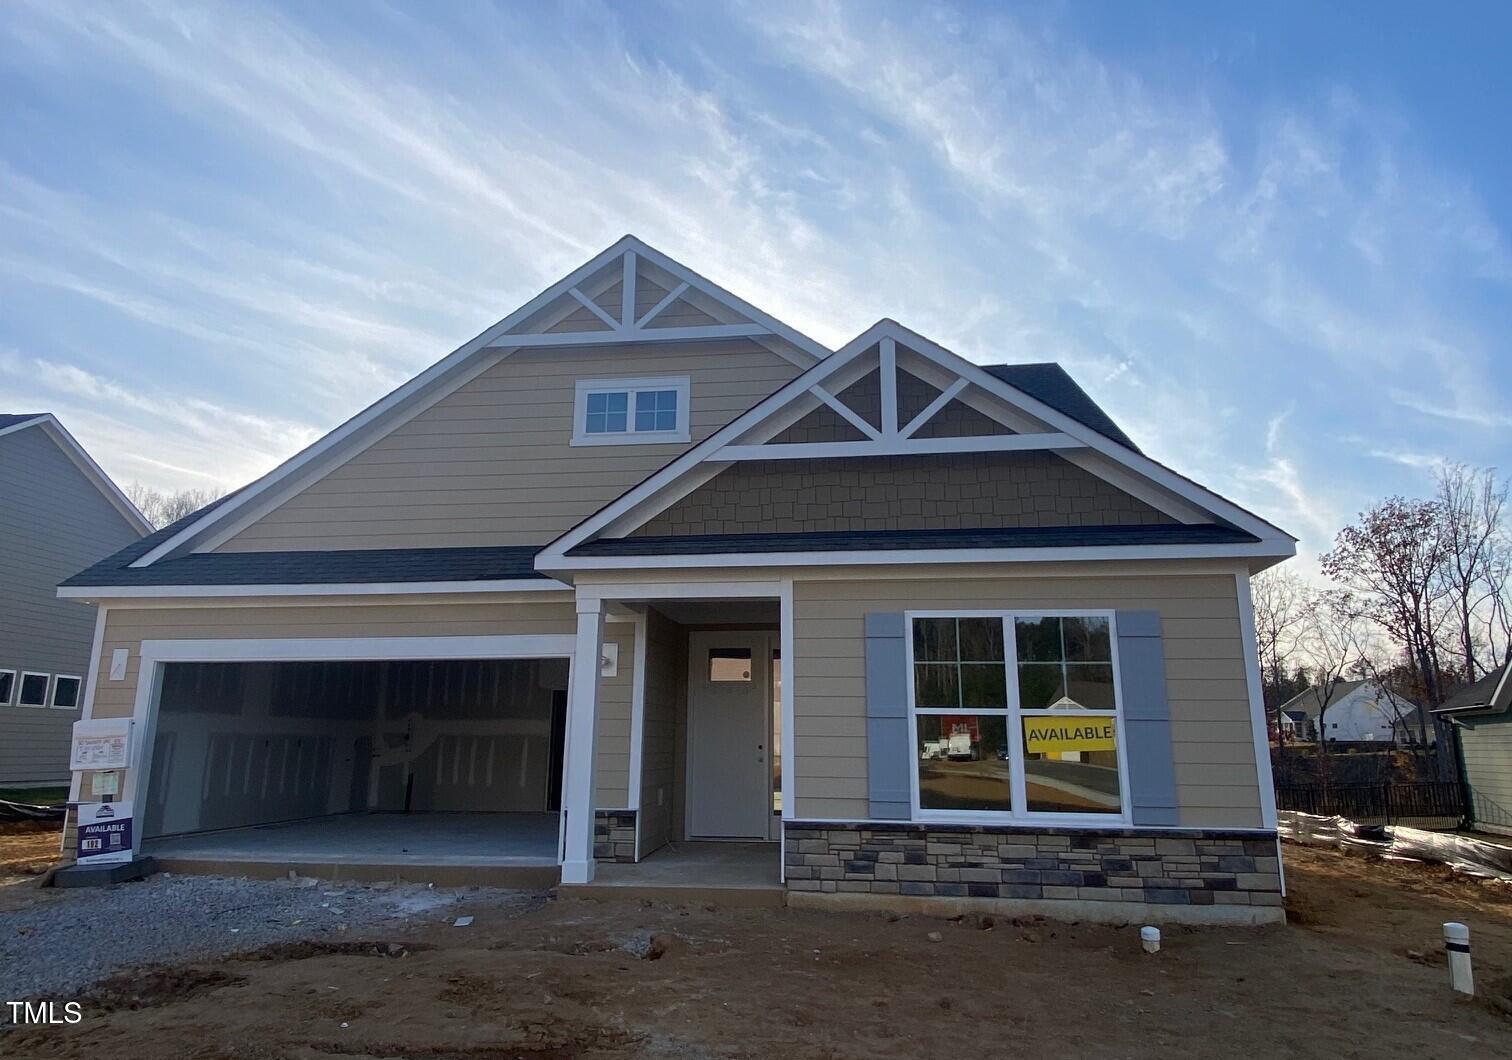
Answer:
686 631 771 839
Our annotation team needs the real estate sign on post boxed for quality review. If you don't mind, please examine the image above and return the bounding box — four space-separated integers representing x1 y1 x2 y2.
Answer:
75 801 134 864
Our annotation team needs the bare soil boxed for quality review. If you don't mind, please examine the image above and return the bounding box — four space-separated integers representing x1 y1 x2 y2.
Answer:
0 823 61 887
6 842 1512 1059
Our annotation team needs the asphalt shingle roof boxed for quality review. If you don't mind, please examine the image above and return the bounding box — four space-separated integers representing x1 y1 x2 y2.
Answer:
1438 664 1507 712
981 364 1139 452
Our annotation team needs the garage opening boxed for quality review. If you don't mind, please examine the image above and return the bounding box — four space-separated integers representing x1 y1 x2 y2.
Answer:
139 658 568 867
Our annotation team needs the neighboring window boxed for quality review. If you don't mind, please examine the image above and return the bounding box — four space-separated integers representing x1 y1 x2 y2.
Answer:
18 672 50 708
0 669 13 705
51 675 81 710
572 377 690 445
709 647 753 682
909 613 1125 821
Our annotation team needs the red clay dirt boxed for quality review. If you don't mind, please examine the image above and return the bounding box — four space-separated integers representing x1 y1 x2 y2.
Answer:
5 842 1512 1059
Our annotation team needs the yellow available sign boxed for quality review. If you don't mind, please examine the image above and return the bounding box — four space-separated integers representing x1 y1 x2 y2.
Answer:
1022 715 1116 755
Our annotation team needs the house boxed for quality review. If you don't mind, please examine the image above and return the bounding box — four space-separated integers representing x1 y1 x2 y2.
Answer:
1273 709 1312 741
57 237 1295 923
1435 663 1512 836
0 414 151 787
1279 681 1430 747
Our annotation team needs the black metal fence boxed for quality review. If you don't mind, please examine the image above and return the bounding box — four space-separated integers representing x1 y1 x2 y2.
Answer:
1275 781 1466 824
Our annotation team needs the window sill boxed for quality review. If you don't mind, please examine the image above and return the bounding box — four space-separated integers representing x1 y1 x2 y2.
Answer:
913 810 1132 829
570 432 691 447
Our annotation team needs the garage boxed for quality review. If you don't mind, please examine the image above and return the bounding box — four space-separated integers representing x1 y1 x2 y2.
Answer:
138 656 569 869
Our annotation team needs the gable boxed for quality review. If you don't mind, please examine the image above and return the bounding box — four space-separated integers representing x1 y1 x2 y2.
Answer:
540 318 1297 572
214 339 803 552
631 450 1175 538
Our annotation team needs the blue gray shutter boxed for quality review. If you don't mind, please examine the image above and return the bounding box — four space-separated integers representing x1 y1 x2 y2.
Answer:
1116 610 1179 826
864 612 911 820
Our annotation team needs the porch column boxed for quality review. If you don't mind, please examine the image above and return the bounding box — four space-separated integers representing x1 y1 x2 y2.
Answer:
561 596 604 884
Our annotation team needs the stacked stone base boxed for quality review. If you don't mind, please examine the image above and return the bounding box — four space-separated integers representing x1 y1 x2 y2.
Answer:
784 822 1282 919
594 810 637 863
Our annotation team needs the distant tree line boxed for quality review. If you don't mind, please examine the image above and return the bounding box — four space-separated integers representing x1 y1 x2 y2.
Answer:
126 483 227 530
1253 463 1509 782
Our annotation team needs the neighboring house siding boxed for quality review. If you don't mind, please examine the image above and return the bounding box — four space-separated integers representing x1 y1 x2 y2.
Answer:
216 340 802 552
1460 714 1512 836
82 598 637 810
0 426 141 785
633 451 1176 537
790 570 1262 827
638 608 683 856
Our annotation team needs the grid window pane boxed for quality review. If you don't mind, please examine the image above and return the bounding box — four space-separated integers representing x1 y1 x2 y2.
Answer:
957 618 1005 662
959 664 1008 708
917 714 1011 811
585 391 629 434
1023 718 1121 814
19 674 48 706
1064 664 1116 709
1063 617 1112 662
52 676 80 709
1016 663 1065 710
1014 616 1063 662
0 672 12 703
634 389 678 432
912 618 957 662
913 663 959 709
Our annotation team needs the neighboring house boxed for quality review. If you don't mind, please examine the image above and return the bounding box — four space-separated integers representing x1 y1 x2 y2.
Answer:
0 414 150 786
1279 681 1430 747
58 237 1296 923
1435 663 1512 836
1273 709 1312 741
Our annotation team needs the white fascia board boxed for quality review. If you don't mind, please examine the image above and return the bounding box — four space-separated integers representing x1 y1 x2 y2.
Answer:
1 415 153 535
58 578 569 600
129 235 828 569
715 432 1082 461
539 539 1296 574
486 323 774 348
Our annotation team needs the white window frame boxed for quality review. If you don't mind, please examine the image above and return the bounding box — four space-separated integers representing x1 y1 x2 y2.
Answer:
0 668 14 706
571 376 691 446
904 609 1133 828
18 671 51 708
50 674 82 710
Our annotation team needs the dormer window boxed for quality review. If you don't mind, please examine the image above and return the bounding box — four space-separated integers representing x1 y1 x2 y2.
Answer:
573 376 691 445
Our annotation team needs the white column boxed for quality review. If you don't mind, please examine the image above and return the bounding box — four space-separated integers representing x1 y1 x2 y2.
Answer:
560 596 604 884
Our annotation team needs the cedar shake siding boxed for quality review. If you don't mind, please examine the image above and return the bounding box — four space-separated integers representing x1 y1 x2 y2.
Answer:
215 340 801 553
631 451 1176 537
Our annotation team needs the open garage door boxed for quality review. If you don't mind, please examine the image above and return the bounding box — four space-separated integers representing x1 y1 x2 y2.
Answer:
141 658 569 840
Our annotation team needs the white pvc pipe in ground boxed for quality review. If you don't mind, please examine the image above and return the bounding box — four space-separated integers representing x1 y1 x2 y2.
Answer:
1444 922 1473 995
1141 926 1160 954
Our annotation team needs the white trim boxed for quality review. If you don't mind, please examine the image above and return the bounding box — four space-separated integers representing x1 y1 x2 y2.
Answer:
879 336 898 436
49 674 82 710
778 815 1280 836
490 322 773 349
714 432 1082 461
575 579 785 605
636 281 689 328
0 667 14 706
779 577 796 880
1235 572 1280 834
58 579 570 601
627 612 648 815
0 415 152 535
542 541 1297 575
538 319 1295 568
566 286 623 332
621 251 636 328
571 375 692 447
17 671 51 708
127 235 827 568
561 599 605 883
900 377 969 438
904 609 1133 828
810 384 882 441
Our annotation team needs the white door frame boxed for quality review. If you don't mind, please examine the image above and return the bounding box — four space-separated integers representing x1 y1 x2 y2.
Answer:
120 634 577 859
683 629 777 841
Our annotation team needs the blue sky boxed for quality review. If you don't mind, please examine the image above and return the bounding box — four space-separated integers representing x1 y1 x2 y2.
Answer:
2 1 1508 572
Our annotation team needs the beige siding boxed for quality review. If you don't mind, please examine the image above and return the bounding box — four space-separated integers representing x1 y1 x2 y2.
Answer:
791 571 1262 828
217 340 801 552
634 450 1175 537
87 598 635 810
638 608 684 854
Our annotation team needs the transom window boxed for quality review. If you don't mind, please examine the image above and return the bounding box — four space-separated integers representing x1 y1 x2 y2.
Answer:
0 669 14 705
18 672 50 708
908 613 1126 822
573 376 691 445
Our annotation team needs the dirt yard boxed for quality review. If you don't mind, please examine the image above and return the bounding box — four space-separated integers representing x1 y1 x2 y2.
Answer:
4 842 1512 1059
0 823 60 888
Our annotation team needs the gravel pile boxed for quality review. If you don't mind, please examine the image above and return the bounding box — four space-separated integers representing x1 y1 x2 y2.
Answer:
0 872 543 1001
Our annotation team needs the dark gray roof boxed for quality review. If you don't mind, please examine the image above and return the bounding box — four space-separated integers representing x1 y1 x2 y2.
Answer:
981 364 1139 452
1436 664 1508 713
0 413 48 430
571 523 1257 557
1279 680 1366 717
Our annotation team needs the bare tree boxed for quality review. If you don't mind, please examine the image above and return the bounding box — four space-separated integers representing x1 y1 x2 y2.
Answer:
1435 463 1508 680
1251 567 1306 755
127 483 226 530
1295 591 1373 788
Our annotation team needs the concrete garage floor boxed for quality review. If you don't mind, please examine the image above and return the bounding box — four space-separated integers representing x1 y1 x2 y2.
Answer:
143 812 561 886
